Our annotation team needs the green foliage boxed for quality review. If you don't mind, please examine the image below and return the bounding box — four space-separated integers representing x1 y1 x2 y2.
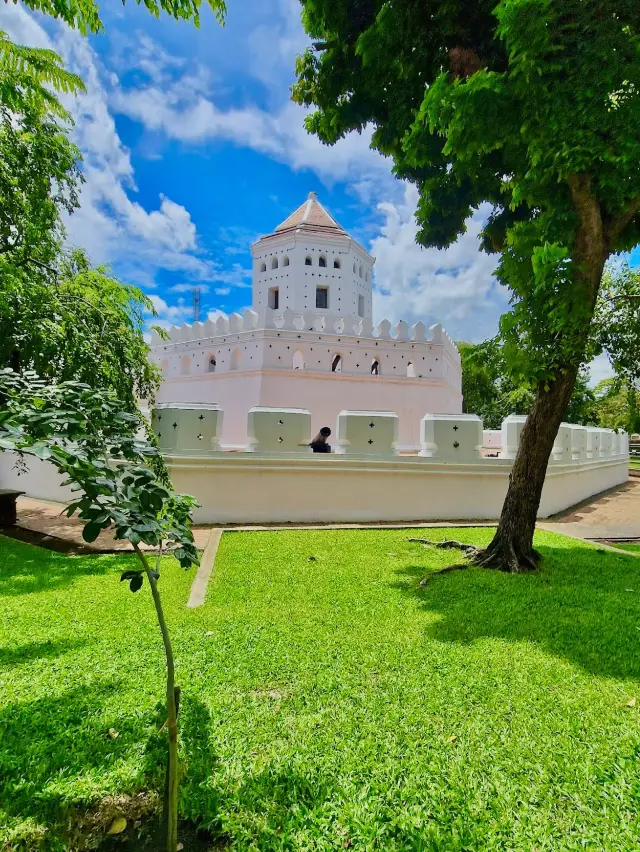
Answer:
2 528 640 849
294 0 640 382
0 29 84 117
459 338 597 429
593 378 640 433
593 263 640 388
0 369 199 569
1 249 162 413
0 100 82 268
19 0 226 35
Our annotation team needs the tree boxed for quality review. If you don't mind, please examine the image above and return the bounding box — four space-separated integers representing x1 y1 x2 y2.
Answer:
459 339 598 429
293 0 640 571
0 32 84 273
16 0 226 34
593 378 640 433
0 369 199 852
1 248 162 414
593 263 640 390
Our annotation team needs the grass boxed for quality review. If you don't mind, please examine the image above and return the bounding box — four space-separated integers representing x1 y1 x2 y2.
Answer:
611 542 640 554
2 529 640 850
629 459 640 469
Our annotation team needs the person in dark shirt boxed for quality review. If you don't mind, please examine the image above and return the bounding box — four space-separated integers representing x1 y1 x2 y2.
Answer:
310 426 332 453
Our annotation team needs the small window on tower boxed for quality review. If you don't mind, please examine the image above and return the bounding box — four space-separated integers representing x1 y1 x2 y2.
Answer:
359 266 363 278
319 255 327 267
268 287 279 309
271 257 279 269
283 256 290 266
358 295 365 317
334 259 341 269
305 256 312 266
316 286 328 309
260 262 266 272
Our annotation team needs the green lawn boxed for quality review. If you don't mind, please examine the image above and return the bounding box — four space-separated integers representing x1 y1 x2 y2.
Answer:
612 542 640 554
629 459 640 469
2 529 640 850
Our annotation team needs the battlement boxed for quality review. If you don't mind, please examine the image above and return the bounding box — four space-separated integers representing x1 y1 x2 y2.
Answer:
150 308 459 357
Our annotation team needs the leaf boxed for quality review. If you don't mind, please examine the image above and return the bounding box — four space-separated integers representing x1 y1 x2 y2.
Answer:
82 522 102 543
129 574 144 592
120 570 141 582
106 816 127 835
626 696 636 707
108 728 120 739
448 735 457 743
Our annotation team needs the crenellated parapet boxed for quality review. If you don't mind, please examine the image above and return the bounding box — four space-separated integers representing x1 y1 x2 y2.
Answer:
149 309 461 388
151 308 458 350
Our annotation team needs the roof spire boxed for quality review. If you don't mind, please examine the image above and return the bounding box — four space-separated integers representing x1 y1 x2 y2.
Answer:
272 192 346 235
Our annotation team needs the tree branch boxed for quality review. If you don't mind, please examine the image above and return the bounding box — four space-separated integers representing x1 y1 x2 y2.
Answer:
605 192 640 248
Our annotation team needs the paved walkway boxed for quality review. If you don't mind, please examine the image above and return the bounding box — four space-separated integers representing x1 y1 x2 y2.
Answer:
9 497 213 552
539 479 640 541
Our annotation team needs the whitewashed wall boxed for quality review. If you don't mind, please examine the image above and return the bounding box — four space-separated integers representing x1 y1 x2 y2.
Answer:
0 408 629 526
164 454 628 524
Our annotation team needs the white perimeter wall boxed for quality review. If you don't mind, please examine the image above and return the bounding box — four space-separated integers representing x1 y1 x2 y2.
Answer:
0 453 76 504
1 450 627 525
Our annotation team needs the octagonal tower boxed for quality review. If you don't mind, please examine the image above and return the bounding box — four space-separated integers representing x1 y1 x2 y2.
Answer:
251 192 374 320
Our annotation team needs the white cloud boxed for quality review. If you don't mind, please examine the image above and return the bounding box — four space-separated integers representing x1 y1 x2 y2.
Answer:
2 5 210 281
246 0 310 95
110 53 391 189
215 287 231 295
587 353 615 388
370 185 508 340
148 294 193 328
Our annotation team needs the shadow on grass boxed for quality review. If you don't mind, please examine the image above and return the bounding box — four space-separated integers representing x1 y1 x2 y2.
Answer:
0 638 87 667
0 680 224 849
0 681 139 827
0 534 132 597
394 537 640 681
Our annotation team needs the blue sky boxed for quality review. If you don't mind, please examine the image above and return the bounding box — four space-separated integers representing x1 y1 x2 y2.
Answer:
4 0 637 383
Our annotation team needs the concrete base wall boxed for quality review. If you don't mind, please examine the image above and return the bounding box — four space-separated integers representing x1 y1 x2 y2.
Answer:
1 451 628 526
164 455 628 525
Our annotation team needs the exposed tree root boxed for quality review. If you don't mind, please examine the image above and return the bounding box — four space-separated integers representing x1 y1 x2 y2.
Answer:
408 537 542 576
471 540 541 574
407 538 481 557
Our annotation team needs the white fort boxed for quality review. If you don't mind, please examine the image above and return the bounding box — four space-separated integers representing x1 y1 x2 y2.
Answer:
150 192 463 450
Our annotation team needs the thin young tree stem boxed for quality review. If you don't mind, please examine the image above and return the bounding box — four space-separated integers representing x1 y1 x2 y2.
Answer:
133 543 179 852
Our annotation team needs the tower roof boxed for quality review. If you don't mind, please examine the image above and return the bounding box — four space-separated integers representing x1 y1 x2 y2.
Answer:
272 192 347 237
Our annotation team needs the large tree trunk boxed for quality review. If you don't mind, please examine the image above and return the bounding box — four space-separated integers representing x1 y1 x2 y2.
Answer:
475 173 607 573
474 367 579 572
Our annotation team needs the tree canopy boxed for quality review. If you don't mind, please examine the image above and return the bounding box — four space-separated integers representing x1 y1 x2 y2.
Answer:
459 339 597 430
593 263 640 390
15 0 226 34
1 248 162 412
293 0 640 570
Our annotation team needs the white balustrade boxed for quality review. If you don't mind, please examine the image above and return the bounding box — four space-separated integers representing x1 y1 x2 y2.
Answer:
568 425 587 463
247 407 311 453
585 427 601 460
420 414 483 462
550 424 572 463
335 410 398 455
501 414 528 460
153 403 222 454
